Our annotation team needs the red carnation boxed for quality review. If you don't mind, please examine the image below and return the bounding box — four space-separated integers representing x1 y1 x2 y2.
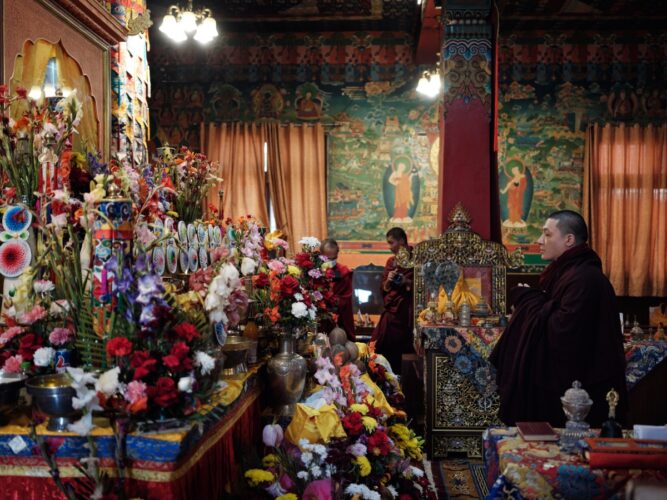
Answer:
294 252 314 270
341 412 364 436
106 337 133 357
18 333 43 361
173 322 200 342
130 350 157 380
280 276 300 296
15 86 27 98
252 272 270 288
162 342 192 372
368 430 392 456
149 377 179 408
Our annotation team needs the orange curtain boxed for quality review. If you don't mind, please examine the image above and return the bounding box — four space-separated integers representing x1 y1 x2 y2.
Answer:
201 122 269 225
583 123 667 297
267 123 327 251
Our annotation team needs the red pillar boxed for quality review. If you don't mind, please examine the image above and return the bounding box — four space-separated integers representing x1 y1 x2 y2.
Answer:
439 2 499 241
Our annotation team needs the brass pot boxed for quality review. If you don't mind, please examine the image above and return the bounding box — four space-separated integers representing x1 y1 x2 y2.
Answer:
221 336 253 378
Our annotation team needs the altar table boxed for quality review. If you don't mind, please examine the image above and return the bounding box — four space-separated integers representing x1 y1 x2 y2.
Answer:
483 427 667 499
0 365 263 499
421 325 667 459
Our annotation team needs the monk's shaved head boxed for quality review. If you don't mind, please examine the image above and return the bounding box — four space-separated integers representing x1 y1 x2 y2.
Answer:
547 210 588 245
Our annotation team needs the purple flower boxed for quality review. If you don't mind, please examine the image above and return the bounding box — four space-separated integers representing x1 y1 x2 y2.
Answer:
262 424 284 447
308 268 323 279
347 442 367 457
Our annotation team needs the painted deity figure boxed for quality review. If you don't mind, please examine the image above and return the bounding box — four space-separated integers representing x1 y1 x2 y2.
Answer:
500 160 532 229
388 159 414 223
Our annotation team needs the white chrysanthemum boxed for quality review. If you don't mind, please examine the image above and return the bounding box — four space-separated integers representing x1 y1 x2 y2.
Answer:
291 301 308 318
301 451 313 465
344 484 381 500
195 351 215 375
298 236 321 249
33 347 55 367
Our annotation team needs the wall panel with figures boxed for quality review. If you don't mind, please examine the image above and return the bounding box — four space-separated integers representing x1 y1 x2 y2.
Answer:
498 31 667 268
149 31 441 252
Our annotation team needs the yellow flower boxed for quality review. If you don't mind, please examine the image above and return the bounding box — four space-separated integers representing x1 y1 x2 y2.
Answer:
354 455 372 477
262 453 280 467
287 265 301 277
362 416 377 433
277 495 297 500
166 210 179 218
350 403 369 415
244 468 274 487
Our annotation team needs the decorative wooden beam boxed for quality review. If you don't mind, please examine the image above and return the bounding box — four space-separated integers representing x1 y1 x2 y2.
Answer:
47 0 128 45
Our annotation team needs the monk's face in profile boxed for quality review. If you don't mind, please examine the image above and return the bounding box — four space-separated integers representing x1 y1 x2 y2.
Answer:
387 235 405 255
537 218 575 261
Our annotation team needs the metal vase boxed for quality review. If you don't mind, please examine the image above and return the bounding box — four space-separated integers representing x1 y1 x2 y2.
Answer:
266 336 307 416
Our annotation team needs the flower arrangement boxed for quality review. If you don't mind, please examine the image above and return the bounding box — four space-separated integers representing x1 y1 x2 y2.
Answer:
244 345 434 499
252 237 335 335
157 146 220 223
0 85 82 206
0 275 75 374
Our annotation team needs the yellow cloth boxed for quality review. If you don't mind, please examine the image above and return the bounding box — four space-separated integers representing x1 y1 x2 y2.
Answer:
356 342 369 358
360 373 394 417
437 272 481 313
285 403 346 445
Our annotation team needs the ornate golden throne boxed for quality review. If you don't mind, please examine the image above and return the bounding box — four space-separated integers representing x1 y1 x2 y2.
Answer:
398 204 522 458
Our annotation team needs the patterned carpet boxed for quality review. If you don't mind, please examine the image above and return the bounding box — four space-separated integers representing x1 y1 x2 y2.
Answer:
430 459 489 499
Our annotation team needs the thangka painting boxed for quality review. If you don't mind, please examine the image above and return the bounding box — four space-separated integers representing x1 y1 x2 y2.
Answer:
498 32 667 268
326 92 440 247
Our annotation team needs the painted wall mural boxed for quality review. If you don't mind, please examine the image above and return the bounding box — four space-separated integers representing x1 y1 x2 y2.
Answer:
498 31 667 266
149 31 440 247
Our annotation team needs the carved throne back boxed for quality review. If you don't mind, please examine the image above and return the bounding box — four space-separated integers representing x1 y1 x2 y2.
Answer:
397 204 522 316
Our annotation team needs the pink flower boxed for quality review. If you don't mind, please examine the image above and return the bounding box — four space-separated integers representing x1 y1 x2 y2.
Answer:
2 354 23 373
262 424 284 447
0 326 24 345
19 305 47 325
303 479 332 500
126 380 147 404
267 259 285 274
48 327 72 346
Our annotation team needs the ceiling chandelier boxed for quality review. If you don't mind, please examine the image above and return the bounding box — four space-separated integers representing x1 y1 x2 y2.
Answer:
159 0 219 44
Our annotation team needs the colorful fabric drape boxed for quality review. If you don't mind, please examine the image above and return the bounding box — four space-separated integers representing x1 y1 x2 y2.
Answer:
584 123 667 297
0 367 262 499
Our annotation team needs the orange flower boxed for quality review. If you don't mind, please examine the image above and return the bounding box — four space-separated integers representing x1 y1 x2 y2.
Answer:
264 307 280 322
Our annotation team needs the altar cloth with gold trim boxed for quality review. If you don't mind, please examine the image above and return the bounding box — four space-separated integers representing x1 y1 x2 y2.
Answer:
0 364 263 499
483 427 667 499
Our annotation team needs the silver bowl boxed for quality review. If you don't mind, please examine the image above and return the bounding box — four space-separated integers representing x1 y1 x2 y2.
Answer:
26 373 79 431
0 373 26 425
221 336 253 378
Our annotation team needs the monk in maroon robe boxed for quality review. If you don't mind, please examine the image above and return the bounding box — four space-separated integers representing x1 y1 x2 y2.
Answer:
490 211 627 427
371 228 414 374
321 239 355 340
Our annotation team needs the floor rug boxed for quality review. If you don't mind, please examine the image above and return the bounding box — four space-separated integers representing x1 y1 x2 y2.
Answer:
431 459 489 499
